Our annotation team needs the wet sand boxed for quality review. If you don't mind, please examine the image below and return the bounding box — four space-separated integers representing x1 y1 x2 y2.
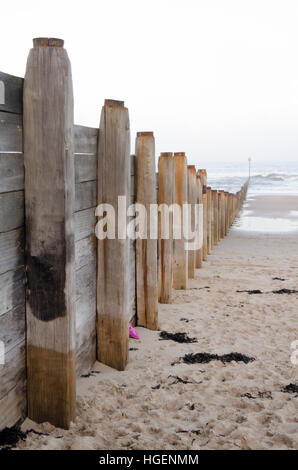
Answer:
17 195 298 450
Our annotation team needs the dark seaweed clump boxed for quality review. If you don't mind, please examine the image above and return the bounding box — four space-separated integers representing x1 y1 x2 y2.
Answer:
182 352 255 364
272 289 298 295
236 289 263 294
0 426 51 450
159 331 197 343
281 383 298 396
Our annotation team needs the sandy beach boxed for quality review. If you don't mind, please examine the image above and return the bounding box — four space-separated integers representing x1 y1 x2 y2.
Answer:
17 195 298 450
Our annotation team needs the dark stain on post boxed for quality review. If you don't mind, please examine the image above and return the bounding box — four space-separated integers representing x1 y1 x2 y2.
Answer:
27 252 66 321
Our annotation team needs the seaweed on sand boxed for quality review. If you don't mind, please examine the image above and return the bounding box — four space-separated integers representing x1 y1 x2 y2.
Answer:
182 352 255 365
159 331 197 343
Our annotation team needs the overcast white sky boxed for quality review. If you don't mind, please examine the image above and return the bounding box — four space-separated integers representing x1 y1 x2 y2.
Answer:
1 0 298 165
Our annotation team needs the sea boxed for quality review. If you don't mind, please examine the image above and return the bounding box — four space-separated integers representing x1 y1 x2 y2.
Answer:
205 161 298 196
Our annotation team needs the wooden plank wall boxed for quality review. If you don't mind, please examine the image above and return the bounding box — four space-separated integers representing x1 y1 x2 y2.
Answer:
74 125 98 376
0 72 26 430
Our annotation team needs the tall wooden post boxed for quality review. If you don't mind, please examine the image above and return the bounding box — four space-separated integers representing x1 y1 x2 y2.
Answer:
195 172 203 268
212 190 219 245
173 152 188 290
187 165 196 279
199 170 208 261
206 187 212 254
97 99 130 371
224 191 229 236
158 152 174 304
135 132 158 330
24 38 76 429
219 190 225 238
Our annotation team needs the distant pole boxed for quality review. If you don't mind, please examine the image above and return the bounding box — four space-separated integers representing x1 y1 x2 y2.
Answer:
248 157 252 180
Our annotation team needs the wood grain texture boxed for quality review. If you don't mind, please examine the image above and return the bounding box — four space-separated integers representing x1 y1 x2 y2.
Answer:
0 228 24 275
158 153 174 304
0 380 26 431
173 153 188 290
0 154 24 193
195 173 203 268
74 154 97 183
0 112 23 152
187 166 197 279
74 125 98 154
75 207 96 241
97 99 130 371
75 181 97 212
24 40 76 429
0 191 24 233
135 133 158 330
129 154 137 325
0 72 23 115
0 267 25 317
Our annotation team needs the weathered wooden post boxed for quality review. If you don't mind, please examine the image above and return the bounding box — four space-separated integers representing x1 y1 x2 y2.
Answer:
135 132 158 330
224 191 229 236
97 99 130 371
199 170 208 261
219 190 226 238
206 187 212 254
187 165 197 279
158 152 174 303
24 38 76 429
173 152 188 290
195 172 203 268
212 190 219 245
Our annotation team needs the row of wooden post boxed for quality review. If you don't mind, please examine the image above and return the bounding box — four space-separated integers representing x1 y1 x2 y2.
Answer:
23 38 248 429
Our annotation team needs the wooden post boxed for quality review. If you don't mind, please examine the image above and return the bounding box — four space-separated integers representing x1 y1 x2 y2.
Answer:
97 99 130 371
219 190 225 238
212 190 219 245
195 172 203 268
224 191 229 236
24 38 76 429
199 170 208 261
206 187 212 254
173 152 188 290
158 152 174 304
187 165 196 279
135 132 158 330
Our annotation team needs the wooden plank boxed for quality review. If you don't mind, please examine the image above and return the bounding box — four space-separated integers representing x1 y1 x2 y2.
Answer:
74 125 98 154
0 267 25 317
0 154 24 193
0 305 25 363
187 165 197 279
74 154 97 183
76 329 96 376
0 228 24 275
0 341 26 400
24 38 76 430
0 380 26 431
0 112 23 152
75 261 96 376
75 207 96 241
158 153 174 304
75 181 97 212
97 99 130 371
0 72 23 115
135 132 158 330
0 191 24 233
173 152 188 290
75 235 96 270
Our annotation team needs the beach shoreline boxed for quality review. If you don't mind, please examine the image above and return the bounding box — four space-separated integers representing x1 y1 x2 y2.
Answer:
17 195 298 450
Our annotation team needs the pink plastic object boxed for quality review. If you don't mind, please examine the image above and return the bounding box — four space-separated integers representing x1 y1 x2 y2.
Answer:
129 324 140 340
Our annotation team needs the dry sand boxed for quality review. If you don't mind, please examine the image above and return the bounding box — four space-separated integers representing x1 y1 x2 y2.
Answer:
18 195 298 450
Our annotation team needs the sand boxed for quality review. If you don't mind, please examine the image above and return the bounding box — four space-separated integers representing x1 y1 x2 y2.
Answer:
17 195 298 450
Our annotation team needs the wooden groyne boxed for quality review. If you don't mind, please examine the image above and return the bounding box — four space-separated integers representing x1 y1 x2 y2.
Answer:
0 39 248 431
